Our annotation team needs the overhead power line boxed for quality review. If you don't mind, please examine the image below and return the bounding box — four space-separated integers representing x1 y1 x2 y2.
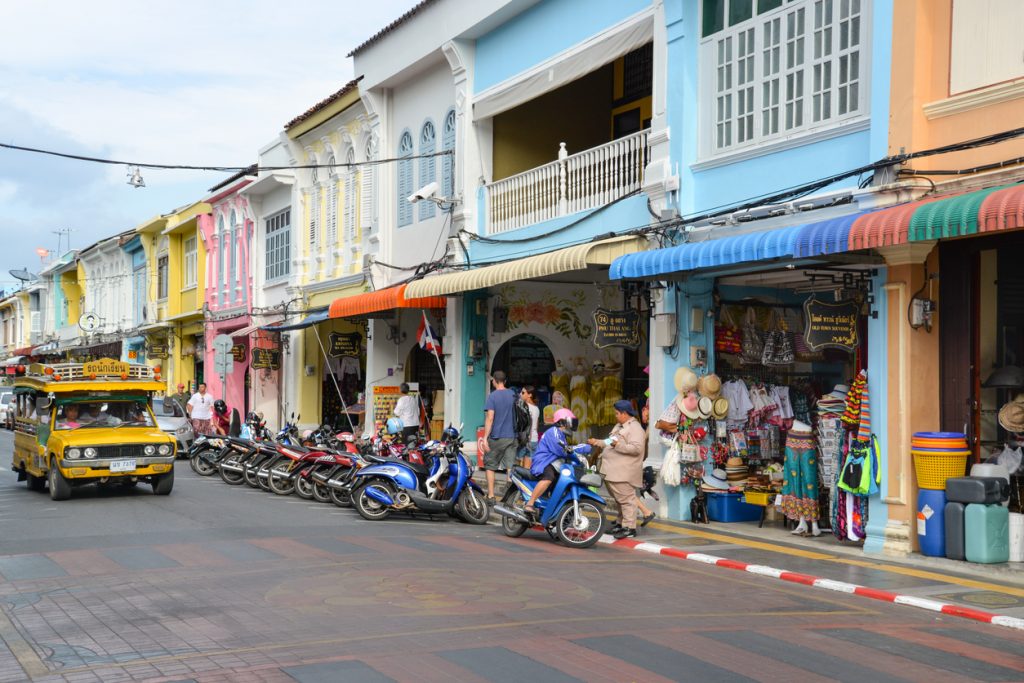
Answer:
0 141 452 173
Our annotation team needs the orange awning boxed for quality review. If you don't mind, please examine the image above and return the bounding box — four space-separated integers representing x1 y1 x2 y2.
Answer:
328 284 447 319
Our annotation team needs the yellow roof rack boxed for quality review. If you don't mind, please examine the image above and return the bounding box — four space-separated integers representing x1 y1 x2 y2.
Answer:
26 358 159 382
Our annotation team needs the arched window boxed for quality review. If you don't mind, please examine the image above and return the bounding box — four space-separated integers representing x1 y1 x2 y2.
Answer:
217 215 227 305
418 120 436 220
361 137 376 234
326 154 338 246
309 163 321 249
397 130 414 227
229 210 238 302
442 108 456 202
344 148 356 243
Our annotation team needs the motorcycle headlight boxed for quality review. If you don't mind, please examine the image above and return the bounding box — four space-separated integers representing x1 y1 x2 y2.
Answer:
158 444 171 455
143 445 156 456
83 447 98 458
66 448 81 459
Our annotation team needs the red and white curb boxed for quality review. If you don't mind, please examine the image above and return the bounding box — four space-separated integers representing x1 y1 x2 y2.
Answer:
598 535 1024 631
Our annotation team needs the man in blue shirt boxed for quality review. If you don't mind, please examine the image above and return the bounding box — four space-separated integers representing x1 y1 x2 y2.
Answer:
481 370 516 503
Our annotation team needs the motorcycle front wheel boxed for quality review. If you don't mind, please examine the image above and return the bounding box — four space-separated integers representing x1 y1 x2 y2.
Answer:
218 454 245 485
554 500 605 549
499 487 528 538
190 452 217 476
456 487 490 525
267 464 295 495
353 481 393 521
294 473 315 499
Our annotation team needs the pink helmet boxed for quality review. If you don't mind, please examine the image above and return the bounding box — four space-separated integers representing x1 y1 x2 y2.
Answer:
552 408 578 431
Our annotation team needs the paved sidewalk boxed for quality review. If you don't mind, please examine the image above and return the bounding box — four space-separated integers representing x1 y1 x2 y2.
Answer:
476 471 1024 625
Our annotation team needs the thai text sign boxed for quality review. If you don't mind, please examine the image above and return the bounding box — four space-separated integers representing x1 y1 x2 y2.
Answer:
803 297 859 351
250 348 280 370
231 344 246 363
83 358 129 376
148 345 167 358
591 308 641 350
328 332 361 358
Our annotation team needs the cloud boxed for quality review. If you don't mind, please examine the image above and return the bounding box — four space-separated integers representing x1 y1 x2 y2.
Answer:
0 0 419 287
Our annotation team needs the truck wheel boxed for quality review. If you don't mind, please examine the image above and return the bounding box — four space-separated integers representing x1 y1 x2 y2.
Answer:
152 467 174 495
48 459 71 501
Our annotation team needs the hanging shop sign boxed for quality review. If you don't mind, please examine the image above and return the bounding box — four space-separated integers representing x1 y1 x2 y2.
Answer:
803 297 859 351
231 344 247 363
328 331 362 358
148 345 168 359
591 308 641 350
251 348 281 370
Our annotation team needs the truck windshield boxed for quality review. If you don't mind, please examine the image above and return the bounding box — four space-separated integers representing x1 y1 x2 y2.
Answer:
55 401 155 430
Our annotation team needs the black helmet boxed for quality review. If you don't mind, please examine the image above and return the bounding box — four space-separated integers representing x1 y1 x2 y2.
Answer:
214 399 228 415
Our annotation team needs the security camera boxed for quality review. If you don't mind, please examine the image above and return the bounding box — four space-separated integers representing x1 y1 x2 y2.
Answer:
408 181 439 204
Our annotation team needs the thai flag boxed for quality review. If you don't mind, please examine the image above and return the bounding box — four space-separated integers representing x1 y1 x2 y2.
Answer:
417 315 441 355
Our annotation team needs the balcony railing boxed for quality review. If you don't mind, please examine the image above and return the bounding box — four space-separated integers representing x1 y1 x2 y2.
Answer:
485 129 650 235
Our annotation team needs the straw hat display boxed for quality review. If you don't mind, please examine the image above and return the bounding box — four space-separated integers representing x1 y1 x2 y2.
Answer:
697 373 722 399
998 399 1024 434
674 367 699 394
711 397 730 420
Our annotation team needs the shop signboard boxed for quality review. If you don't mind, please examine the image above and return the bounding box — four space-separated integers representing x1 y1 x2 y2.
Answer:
803 297 859 351
328 331 361 358
591 307 641 350
149 345 167 359
251 348 280 370
230 344 246 363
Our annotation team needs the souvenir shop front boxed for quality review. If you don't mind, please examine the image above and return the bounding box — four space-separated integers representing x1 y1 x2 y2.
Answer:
610 213 890 549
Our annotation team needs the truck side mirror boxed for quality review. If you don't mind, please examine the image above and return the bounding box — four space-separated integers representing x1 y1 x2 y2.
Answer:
35 397 52 413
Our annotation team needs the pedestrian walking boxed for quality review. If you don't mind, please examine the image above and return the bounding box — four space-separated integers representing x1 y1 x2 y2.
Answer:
393 383 420 444
589 400 645 539
518 385 540 469
186 382 215 435
172 383 190 407
480 370 517 504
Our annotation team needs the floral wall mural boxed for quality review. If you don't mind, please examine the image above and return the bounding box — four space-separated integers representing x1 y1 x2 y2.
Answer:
498 286 592 340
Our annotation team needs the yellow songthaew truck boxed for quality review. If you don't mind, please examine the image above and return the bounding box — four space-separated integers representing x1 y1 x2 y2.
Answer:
10 359 176 500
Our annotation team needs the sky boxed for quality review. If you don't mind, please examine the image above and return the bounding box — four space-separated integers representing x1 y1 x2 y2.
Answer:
0 0 418 295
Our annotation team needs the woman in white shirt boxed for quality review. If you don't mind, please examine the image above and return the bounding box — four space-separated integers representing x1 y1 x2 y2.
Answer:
520 386 541 468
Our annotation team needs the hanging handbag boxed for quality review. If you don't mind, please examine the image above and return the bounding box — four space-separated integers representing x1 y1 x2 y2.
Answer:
661 441 682 486
740 307 765 364
677 429 701 463
763 310 795 366
715 307 743 355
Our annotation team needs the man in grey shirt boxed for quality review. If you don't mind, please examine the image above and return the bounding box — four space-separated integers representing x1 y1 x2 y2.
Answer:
480 370 517 503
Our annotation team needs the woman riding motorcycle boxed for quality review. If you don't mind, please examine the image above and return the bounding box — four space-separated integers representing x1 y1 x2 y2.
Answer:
522 408 578 516
212 399 230 436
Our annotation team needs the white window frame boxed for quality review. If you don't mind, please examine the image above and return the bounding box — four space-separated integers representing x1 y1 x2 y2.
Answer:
265 208 291 283
183 235 197 288
699 0 870 162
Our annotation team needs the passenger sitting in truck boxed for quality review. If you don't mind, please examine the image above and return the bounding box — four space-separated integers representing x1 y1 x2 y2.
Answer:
56 404 83 429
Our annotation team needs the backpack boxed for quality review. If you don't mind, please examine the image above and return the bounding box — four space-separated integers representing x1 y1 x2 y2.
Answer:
513 398 532 446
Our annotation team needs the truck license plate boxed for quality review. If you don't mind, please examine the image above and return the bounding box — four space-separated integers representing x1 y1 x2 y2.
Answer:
109 459 136 473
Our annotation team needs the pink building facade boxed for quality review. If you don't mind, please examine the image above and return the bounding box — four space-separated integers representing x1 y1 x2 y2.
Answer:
201 174 255 417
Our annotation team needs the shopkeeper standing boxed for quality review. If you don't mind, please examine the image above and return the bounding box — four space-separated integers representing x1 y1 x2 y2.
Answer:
589 400 646 539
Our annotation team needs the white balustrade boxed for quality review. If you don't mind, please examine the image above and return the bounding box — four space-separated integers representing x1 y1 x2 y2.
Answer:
485 129 649 234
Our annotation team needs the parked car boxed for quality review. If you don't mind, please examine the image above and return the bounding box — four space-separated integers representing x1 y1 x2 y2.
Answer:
0 389 13 430
153 396 194 456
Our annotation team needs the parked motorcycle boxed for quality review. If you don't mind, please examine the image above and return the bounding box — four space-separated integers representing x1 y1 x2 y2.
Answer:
350 426 488 524
188 435 226 476
494 443 607 549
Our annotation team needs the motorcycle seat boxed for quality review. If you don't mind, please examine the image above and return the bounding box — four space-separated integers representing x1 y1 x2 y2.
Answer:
513 465 538 480
366 454 431 476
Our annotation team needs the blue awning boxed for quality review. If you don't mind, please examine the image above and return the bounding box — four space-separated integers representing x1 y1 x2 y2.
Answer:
610 211 868 279
260 309 328 331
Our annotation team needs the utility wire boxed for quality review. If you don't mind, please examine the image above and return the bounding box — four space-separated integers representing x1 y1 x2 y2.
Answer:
0 141 452 173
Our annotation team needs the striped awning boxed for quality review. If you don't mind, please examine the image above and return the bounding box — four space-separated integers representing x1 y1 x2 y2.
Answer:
404 235 649 298
610 212 867 280
328 284 446 319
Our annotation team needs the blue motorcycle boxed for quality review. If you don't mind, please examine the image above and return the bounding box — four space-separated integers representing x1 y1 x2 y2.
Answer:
494 443 607 549
350 426 489 524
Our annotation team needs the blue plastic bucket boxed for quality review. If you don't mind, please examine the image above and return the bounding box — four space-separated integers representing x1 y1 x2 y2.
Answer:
917 488 947 557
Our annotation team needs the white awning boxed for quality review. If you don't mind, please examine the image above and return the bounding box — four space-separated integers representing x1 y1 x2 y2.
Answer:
0 356 25 367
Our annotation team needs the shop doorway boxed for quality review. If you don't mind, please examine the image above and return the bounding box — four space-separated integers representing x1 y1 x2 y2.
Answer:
492 333 556 399
405 345 445 423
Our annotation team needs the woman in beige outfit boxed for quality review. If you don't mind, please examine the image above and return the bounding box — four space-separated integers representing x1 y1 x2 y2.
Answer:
589 400 646 539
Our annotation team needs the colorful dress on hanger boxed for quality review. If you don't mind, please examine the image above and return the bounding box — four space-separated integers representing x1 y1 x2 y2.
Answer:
780 428 819 521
